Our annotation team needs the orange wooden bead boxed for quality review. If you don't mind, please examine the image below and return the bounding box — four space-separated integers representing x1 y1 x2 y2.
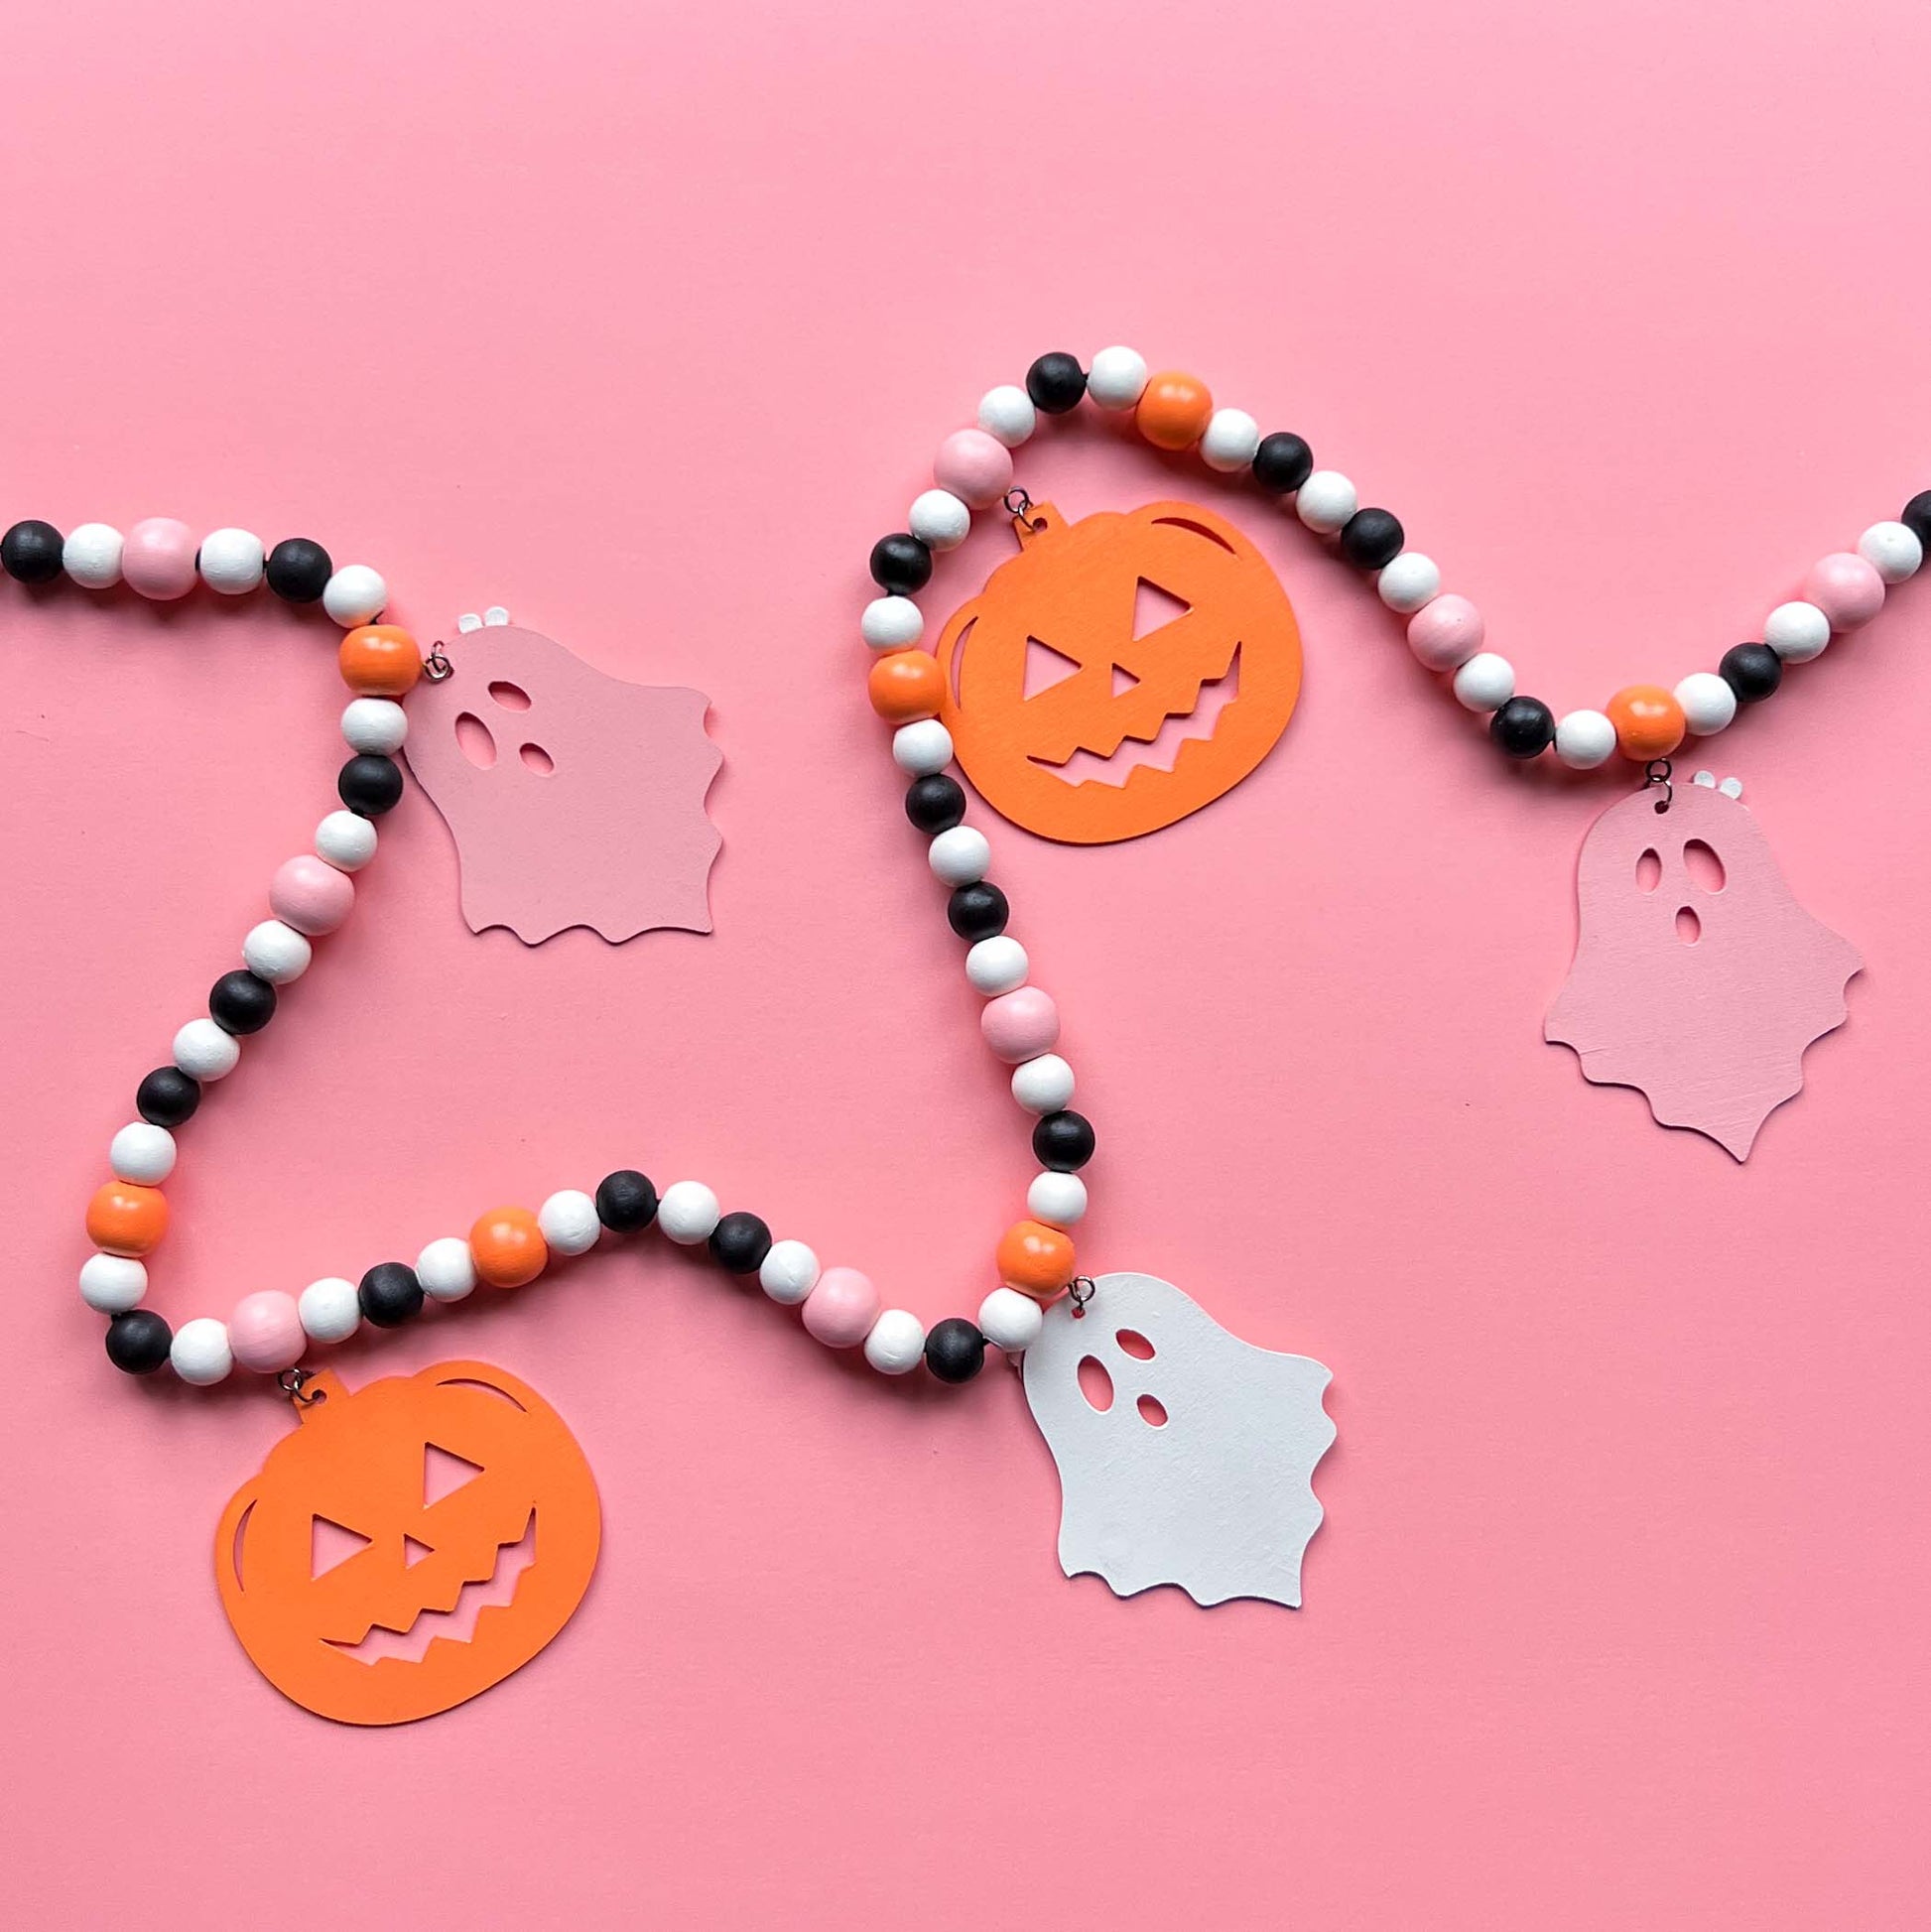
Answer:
997 1219 1076 1300
86 1181 169 1257
1135 371 1215 452
867 649 947 722
469 1206 549 1289
1606 684 1687 760
338 624 423 697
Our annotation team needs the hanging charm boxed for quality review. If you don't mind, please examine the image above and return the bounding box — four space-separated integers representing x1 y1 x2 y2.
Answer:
935 500 1301 844
215 1360 600 1726
1021 1272 1335 1608
1546 768 1862 1159
406 610 721 943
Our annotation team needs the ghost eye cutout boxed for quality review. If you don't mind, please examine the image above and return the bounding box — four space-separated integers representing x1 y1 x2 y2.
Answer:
424 1443 486 1505
1077 1355 1114 1413
312 1515 373 1578
1684 839 1726 892
1116 1330 1155 1360
1636 847 1662 892
455 713 497 770
487 680 532 711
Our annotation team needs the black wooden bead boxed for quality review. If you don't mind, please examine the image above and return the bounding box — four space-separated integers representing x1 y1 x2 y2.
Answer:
1252 433 1314 495
1901 492 1931 548
1489 696 1556 759
265 537 332 602
105 1309 173 1375
708 1211 773 1275
905 773 966 834
1025 352 1087 415
136 1066 200 1127
209 968 277 1035
338 752 404 817
358 1262 424 1328
1338 508 1404 571
1720 642 1783 705
925 1317 986 1384
1033 1108 1095 1171
1 519 64 583
595 1169 658 1231
869 532 933 595
947 881 1009 942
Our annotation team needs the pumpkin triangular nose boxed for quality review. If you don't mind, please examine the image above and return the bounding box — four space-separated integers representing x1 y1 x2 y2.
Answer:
403 1534 435 1568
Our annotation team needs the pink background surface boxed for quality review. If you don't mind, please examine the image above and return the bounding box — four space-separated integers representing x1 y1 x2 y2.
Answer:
4 2 1930 1925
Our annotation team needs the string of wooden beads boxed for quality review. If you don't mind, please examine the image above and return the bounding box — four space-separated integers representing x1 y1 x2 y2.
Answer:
863 348 1931 770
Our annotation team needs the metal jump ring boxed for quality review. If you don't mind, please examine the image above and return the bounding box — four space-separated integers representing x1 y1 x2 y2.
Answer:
1644 757 1673 813
423 640 453 683
1068 1275 1096 1319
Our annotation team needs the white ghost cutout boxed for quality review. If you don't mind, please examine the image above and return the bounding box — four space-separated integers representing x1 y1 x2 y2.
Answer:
1022 1272 1336 1609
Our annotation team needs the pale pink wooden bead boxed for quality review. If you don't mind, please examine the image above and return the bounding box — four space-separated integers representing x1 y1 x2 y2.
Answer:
802 1265 881 1347
934 429 1014 510
1802 551 1885 629
122 518 200 600
269 853 355 936
981 985 1061 1063
228 1290 307 1372
1406 592 1484 671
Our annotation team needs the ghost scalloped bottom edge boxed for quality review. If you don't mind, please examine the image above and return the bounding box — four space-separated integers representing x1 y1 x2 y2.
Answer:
1020 1271 1335 1610
1545 774 1862 1162
214 1359 601 1726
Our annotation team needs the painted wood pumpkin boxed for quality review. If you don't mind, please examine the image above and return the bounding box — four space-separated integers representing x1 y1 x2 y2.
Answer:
935 500 1301 843
215 1359 600 1726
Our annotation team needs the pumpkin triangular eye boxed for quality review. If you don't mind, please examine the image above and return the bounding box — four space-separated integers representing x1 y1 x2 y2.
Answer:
312 1515 373 1578
1023 636 1083 698
425 1443 487 1504
1132 579 1191 639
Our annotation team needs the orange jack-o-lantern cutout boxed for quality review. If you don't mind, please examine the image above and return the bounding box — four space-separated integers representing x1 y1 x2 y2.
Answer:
935 501 1301 844
215 1359 599 1726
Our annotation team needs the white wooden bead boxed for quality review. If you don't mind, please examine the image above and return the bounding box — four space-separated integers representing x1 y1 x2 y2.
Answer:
1200 408 1261 473
978 1285 1044 1353
1376 552 1442 613
341 697 409 754
298 1276 361 1343
171 1317 233 1385
1555 709 1618 770
891 718 954 776
1011 1053 1076 1113
862 596 924 651
63 522 124 588
1858 520 1923 583
657 1180 720 1244
417 1235 477 1303
909 489 971 552
928 826 990 886
242 919 313 985
322 564 386 627
110 1121 177 1185
976 384 1036 448
1295 470 1357 534
316 811 377 872
538 1189 601 1255
1452 652 1515 711
863 1308 926 1374
1026 1170 1088 1226
965 935 1028 995
1087 345 1149 411
759 1238 820 1305
174 1017 240 1081
1764 599 1831 662
198 527 265 594
1675 671 1738 736
79 1252 147 1314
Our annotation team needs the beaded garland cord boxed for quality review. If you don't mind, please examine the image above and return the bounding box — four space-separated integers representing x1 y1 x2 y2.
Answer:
29 514 1080 1390
857 347 1931 770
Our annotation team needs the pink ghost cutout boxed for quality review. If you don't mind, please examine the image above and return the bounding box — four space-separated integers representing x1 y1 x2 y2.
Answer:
1546 776 1861 1160
405 619 720 944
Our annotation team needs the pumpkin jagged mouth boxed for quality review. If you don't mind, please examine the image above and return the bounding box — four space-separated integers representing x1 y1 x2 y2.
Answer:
1028 643 1241 787
323 1511 538 1665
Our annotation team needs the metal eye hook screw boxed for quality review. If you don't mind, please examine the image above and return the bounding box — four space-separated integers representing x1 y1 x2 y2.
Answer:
277 1366 326 1408
1645 758 1673 814
1068 1275 1096 1320
423 640 453 683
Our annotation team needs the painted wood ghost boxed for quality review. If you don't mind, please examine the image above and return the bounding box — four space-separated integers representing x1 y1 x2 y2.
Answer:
406 612 721 944
1546 773 1861 1160
1022 1272 1335 1609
